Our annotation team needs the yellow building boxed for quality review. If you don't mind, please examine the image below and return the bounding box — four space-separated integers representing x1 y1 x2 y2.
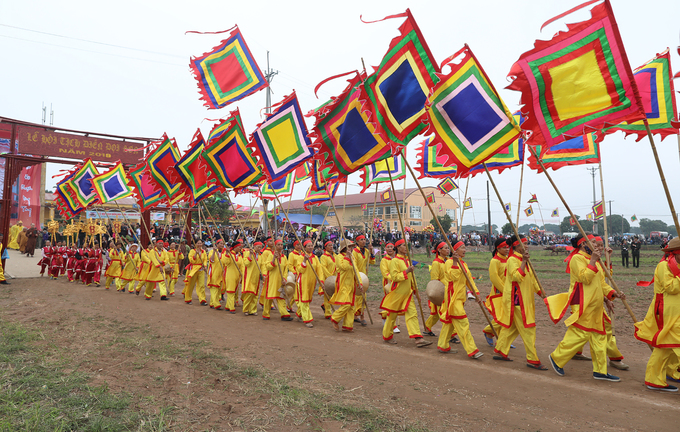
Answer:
279 187 459 232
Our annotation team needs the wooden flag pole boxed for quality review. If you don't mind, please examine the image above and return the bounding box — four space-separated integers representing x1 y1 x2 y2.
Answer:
385 161 428 330
644 119 680 233
459 177 470 235
368 183 379 250
482 164 546 299
324 183 373 324
196 202 228 287
403 158 498 337
200 201 244 281
516 159 525 227
526 144 638 323
598 159 611 270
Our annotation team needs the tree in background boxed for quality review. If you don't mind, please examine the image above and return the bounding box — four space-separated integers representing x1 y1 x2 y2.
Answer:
193 192 233 225
431 214 452 234
639 218 676 236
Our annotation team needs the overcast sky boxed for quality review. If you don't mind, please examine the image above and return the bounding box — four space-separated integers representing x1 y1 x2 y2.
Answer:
1 0 679 230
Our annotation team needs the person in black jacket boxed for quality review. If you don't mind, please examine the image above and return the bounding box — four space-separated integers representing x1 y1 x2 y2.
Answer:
630 236 641 268
621 239 629 268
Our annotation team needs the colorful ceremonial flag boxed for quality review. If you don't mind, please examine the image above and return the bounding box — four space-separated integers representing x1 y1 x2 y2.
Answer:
464 113 525 178
250 91 313 182
604 50 680 141
527 132 600 172
426 192 435 204
308 71 391 178
90 162 133 203
438 204 443 212
174 130 220 204
414 137 458 179
528 194 537 204
361 203 368 210
463 198 472 210
294 162 311 183
207 108 244 144
310 159 344 192
506 0 646 148
381 190 392 203
551 208 559 218
189 26 268 109
425 45 521 176
586 213 593 221
359 154 405 192
362 9 440 147
631 214 638 222
504 203 511 212
524 206 534 217
303 182 339 211
203 116 262 189
259 172 294 199
144 134 182 202
570 217 577 226
69 158 100 208
128 162 163 211
592 201 605 220
54 170 84 218
437 178 458 195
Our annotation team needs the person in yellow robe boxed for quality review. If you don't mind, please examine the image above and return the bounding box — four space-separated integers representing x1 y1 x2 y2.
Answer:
547 234 624 380
484 238 510 346
241 241 263 316
263 239 293 321
318 240 336 319
331 239 360 332
8 221 22 250
352 235 374 326
296 240 322 327
0 233 8 285
166 242 184 296
207 239 228 310
288 240 304 313
635 237 680 391
184 240 208 305
380 242 395 322
143 240 168 300
437 241 481 357
380 239 431 347
224 241 243 313
426 241 451 336
17 227 28 254
135 244 153 295
104 242 124 290
259 237 274 307
117 244 139 293
491 235 547 369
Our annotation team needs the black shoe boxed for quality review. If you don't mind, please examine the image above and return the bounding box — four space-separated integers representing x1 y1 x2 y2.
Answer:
281 316 294 321
423 331 436 337
160 296 168 301
450 336 460 344
0 280 9 285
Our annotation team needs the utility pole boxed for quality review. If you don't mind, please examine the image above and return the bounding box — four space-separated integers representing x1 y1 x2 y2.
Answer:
263 51 278 237
587 167 599 234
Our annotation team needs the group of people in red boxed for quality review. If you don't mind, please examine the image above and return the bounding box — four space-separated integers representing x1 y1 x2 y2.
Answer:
38 240 103 285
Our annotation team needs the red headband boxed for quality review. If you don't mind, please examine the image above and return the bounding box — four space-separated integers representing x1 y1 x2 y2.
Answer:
356 235 366 241
324 241 334 248
293 240 300 246
275 239 283 245
453 241 464 251
253 242 263 247
577 235 596 246
435 241 447 252
385 242 394 247
303 240 312 247
395 239 405 247
512 238 528 246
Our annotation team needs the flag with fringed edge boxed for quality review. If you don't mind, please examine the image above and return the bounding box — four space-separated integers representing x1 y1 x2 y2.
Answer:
551 208 559 217
358 154 405 193
527 132 600 172
414 137 458 179
426 192 435 204
362 8 440 148
54 170 85 218
174 129 220 205
603 49 680 141
259 172 294 199
462 113 525 178
203 115 262 189
528 194 538 203
425 44 521 177
144 134 182 203
463 198 472 209
294 162 310 183
310 159 346 192
127 162 163 211
506 0 646 148
381 190 392 203
593 201 605 220
90 161 133 203
525 206 534 217
308 71 392 178
304 182 339 211
437 178 458 194
70 158 100 208
189 25 268 110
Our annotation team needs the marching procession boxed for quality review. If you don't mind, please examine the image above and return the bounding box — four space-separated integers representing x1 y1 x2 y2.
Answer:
21 224 680 394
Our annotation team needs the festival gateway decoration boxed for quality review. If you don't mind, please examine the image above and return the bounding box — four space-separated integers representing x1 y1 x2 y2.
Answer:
362 9 440 147
203 116 262 190
527 132 600 172
437 178 458 194
258 171 294 199
358 154 406 193
414 137 458 179
425 45 521 177
189 25 268 110
604 50 680 141
127 162 163 211
506 0 646 148
249 91 313 182
89 162 133 203
303 182 339 211
173 130 220 204
308 71 391 178
143 134 182 203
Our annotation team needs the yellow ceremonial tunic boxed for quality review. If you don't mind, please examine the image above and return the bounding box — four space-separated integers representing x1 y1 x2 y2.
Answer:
379 255 393 320
0 243 5 282
207 248 229 309
184 249 207 304
117 251 140 292
330 255 360 330
240 249 261 315
635 259 680 388
380 254 422 340
296 253 322 323
262 253 290 319
258 247 273 305
425 256 449 331
437 260 480 356
319 251 336 318
144 249 168 299
492 252 543 364
166 250 184 295
136 248 153 293
104 248 123 289
8 224 21 250
352 246 374 316
483 254 507 338
224 250 242 311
